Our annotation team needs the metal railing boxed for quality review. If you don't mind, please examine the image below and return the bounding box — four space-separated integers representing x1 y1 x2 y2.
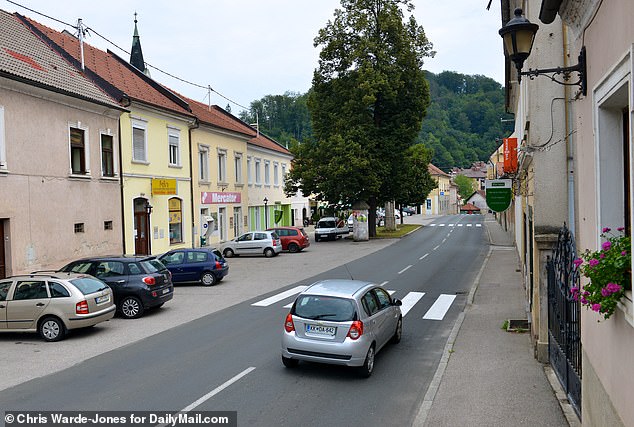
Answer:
546 224 582 418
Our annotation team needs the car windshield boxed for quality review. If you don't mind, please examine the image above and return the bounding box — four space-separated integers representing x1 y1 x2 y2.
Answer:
294 295 357 322
318 220 336 228
140 259 167 273
70 277 109 295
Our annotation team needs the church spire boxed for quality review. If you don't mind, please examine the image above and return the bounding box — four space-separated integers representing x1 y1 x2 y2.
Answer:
130 12 150 76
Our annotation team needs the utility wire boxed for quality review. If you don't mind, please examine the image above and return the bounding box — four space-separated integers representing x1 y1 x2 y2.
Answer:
6 0 251 111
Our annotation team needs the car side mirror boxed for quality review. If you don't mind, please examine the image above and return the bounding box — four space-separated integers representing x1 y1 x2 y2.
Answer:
392 298 403 306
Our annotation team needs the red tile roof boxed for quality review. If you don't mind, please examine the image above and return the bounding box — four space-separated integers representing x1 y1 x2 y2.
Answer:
460 203 481 211
249 133 291 156
428 163 449 177
186 98 256 138
18 13 193 117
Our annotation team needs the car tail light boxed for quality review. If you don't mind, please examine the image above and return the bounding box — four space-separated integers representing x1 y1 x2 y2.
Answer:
76 300 89 314
215 261 222 269
143 276 156 285
284 313 295 333
273 239 280 246
347 321 364 340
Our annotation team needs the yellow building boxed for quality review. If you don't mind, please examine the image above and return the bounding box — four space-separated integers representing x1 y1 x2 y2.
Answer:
424 164 452 215
187 100 256 246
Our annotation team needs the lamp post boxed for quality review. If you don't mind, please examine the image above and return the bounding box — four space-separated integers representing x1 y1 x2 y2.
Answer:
499 8 587 96
144 201 153 215
263 197 268 229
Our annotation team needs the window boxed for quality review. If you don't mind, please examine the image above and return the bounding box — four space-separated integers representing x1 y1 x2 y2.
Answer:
132 120 148 162
187 251 208 263
274 163 279 186
0 106 6 171
282 163 286 179
0 280 11 301
161 252 184 265
255 159 261 184
218 149 227 183
235 153 243 183
362 292 379 316
104 221 113 230
14 281 48 300
70 127 88 174
374 288 392 310
49 282 70 298
95 261 124 277
74 223 84 233
247 157 252 184
199 145 210 182
101 133 115 177
169 198 183 244
168 128 180 167
264 160 270 185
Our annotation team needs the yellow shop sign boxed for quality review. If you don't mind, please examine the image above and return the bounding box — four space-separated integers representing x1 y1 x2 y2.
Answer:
152 179 177 195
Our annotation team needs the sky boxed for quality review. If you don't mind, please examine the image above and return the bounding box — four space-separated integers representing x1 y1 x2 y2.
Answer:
1 0 505 114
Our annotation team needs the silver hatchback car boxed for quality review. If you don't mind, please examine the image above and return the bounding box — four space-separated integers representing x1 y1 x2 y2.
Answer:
219 230 282 258
281 279 403 377
0 272 115 341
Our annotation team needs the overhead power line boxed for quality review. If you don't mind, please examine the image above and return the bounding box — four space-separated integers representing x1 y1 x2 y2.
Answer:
5 0 251 111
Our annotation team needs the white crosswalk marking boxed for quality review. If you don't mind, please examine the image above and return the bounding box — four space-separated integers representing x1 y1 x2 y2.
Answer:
466 224 472 227
458 224 463 227
476 224 482 227
429 224 437 227
439 224 446 227
252 285 308 307
399 291 425 317
422 294 456 320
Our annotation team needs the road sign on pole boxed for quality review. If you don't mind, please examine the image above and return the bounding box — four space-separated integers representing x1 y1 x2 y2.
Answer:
486 179 512 212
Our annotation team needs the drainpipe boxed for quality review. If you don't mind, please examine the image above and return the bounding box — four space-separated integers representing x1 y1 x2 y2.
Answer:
563 24 575 234
188 118 200 248
118 97 131 254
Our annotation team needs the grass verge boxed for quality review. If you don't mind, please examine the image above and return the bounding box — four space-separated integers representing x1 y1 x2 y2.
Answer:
373 224 421 238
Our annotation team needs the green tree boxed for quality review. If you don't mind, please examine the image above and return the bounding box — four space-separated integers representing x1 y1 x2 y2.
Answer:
454 174 476 201
395 143 436 216
286 0 434 237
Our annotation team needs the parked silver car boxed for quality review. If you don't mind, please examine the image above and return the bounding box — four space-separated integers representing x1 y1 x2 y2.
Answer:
219 230 282 258
281 279 403 377
0 272 115 341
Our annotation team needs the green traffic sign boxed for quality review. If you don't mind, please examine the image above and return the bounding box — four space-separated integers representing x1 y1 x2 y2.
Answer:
486 179 512 212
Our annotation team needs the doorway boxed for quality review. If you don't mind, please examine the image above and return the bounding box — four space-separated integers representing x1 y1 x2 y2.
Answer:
134 198 150 255
0 220 6 278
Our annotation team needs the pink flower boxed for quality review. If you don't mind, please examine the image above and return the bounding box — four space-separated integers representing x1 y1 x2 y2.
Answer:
602 241 612 251
600 253 605 259
618 227 625 232
607 283 623 293
603 227 611 233
573 258 583 268
589 259 600 267
622 251 628 256
570 287 579 294
581 297 588 305
601 288 611 297
591 303 602 312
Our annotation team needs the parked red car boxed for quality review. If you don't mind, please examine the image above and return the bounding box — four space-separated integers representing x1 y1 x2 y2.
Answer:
267 226 310 253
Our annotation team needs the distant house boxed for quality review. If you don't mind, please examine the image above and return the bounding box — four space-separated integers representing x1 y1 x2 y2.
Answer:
465 190 488 212
425 164 454 216
0 10 126 275
459 203 481 215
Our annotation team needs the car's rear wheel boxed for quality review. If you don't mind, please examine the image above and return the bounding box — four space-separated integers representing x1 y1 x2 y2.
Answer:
392 317 403 344
288 243 300 253
120 296 144 319
282 356 299 368
264 247 276 258
358 345 375 378
223 248 235 258
39 316 66 342
201 272 217 286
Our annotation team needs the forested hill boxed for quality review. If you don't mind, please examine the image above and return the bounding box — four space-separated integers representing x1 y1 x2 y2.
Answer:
238 71 512 170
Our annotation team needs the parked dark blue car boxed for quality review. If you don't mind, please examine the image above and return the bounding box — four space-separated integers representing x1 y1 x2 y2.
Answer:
159 248 228 286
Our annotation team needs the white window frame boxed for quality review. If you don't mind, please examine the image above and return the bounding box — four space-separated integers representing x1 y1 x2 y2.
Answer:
69 121 90 176
594 46 634 325
131 118 148 163
168 126 181 167
218 148 227 184
273 162 279 186
199 145 210 183
247 156 252 185
234 153 243 184
100 130 117 178
255 158 261 185
264 160 270 185
0 106 6 171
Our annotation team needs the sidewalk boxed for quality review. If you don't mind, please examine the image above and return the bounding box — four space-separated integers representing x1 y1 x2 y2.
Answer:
414 215 578 427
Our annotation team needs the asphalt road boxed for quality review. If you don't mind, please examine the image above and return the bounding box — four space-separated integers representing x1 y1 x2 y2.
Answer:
0 214 488 426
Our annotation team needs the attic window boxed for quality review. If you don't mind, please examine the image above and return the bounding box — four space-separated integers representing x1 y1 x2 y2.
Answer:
4 48 45 72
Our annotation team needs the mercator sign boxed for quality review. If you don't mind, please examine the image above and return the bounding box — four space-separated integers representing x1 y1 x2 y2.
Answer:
485 179 512 212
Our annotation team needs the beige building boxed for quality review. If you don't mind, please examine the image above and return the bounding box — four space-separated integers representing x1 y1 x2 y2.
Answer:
424 164 452 215
0 11 126 275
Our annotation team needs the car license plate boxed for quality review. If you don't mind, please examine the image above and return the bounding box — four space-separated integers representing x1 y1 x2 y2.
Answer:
162 288 171 295
306 324 336 336
95 295 110 304
320 234 328 238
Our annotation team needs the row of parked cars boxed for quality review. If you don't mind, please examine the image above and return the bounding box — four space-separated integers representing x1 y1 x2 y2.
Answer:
0 226 313 342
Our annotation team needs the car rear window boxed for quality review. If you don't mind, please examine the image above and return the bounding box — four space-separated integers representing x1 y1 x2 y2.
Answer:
293 295 357 322
140 259 167 273
212 249 225 262
70 277 108 295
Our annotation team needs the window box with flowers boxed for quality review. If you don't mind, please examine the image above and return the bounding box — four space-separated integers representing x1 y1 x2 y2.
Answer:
571 227 631 321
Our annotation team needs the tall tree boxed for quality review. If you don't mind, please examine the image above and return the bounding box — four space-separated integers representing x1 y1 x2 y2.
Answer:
286 0 434 237
454 174 477 201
